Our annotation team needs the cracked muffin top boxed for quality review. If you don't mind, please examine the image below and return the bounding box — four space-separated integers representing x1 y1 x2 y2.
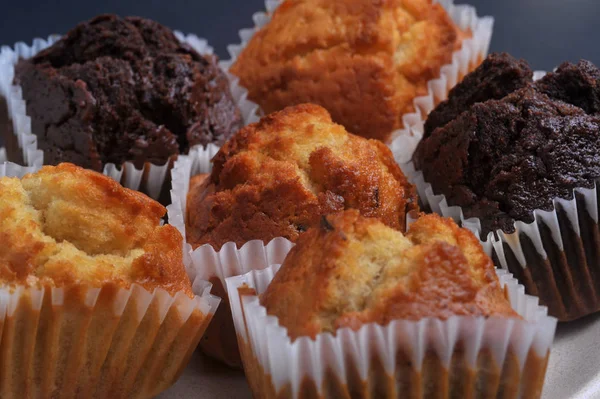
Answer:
230 0 469 142
186 104 418 250
261 210 517 339
414 53 600 236
15 14 242 171
0 163 193 296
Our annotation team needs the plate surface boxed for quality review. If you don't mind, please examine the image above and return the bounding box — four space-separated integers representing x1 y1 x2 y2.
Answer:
158 354 251 398
543 313 600 399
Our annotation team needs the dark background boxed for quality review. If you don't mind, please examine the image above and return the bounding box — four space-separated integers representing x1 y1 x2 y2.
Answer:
0 0 599 70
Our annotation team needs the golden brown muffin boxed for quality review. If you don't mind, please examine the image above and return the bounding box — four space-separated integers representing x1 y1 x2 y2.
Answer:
230 0 469 142
261 210 517 339
186 104 418 250
0 163 192 296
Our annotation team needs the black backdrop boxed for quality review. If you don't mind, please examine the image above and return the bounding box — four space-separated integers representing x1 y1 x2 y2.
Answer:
1 0 599 70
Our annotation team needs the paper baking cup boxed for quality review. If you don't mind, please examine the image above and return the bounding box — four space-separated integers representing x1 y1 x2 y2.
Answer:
226 264 557 399
403 160 600 323
0 162 221 398
168 154 294 367
220 0 493 162
0 32 260 200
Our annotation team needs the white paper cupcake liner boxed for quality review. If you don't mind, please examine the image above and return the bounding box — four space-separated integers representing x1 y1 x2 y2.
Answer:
227 264 557 398
0 31 260 200
403 159 600 322
0 161 221 398
220 0 493 163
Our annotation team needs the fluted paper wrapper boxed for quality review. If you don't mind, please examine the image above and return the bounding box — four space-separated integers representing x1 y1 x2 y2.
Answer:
0 32 260 200
227 264 557 399
404 160 600 322
0 162 221 398
168 154 294 366
221 0 493 158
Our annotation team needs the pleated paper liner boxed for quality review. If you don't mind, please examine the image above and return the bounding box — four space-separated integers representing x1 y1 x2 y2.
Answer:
403 161 600 323
220 0 493 163
0 161 221 398
226 264 557 399
0 32 260 202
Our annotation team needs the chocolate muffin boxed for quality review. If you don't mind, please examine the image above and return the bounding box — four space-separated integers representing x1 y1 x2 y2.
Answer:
10 14 242 171
415 54 600 236
413 53 600 321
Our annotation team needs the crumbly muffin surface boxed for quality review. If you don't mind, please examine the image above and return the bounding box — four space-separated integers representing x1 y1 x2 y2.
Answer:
231 0 467 142
261 210 517 339
15 14 242 170
186 104 417 250
0 163 193 296
414 54 600 235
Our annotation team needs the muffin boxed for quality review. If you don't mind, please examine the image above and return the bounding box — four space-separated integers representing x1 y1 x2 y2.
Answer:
413 53 600 321
229 0 473 142
1 14 243 199
262 211 517 338
183 103 417 367
227 211 556 398
187 103 418 250
0 163 219 398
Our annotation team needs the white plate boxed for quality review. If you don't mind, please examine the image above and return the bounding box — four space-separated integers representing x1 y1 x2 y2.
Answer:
158 354 250 398
543 313 600 399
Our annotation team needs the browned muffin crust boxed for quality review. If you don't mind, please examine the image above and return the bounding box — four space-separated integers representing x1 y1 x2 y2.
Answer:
186 104 418 250
261 210 517 339
230 0 468 142
0 163 193 296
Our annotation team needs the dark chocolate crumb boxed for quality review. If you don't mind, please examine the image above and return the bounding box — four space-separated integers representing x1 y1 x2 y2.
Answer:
296 224 307 232
373 187 380 208
320 215 335 232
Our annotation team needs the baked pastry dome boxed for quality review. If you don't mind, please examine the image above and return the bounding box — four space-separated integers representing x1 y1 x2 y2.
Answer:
414 53 600 236
13 14 242 171
0 163 192 296
230 0 468 142
186 103 418 250
261 210 517 339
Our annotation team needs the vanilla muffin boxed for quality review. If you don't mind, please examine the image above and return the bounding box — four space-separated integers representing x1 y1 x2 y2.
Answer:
232 211 554 399
0 163 191 295
262 210 517 339
0 163 217 399
186 103 418 250
230 0 470 142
